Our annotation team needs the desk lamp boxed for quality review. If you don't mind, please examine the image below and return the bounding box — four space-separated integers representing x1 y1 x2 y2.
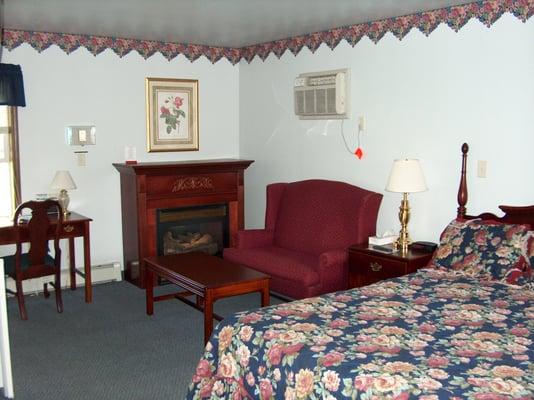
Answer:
385 159 427 254
50 170 77 216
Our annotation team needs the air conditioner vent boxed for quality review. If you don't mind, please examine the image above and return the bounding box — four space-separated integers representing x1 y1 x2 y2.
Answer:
294 69 350 120
316 89 326 113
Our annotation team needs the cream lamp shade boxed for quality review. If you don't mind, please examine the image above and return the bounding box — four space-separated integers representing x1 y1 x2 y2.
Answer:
385 159 427 193
50 170 77 191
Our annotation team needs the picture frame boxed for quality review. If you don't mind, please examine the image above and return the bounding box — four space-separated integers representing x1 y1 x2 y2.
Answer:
145 77 199 152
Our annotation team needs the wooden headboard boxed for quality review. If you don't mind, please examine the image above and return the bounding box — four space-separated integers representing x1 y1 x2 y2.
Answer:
457 143 534 226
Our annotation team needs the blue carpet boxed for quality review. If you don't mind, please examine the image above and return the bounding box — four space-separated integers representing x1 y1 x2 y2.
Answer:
5 281 276 400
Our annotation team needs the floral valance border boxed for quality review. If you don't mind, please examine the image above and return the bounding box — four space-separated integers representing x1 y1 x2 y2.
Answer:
2 0 532 65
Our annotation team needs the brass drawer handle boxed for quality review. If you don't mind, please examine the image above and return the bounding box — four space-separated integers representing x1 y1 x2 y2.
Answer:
370 262 382 272
64 225 74 233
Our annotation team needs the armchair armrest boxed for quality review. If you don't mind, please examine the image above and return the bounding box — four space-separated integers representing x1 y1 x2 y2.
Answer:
233 229 274 249
317 249 349 293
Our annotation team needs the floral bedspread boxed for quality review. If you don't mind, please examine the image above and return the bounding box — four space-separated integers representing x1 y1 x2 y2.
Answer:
187 269 534 399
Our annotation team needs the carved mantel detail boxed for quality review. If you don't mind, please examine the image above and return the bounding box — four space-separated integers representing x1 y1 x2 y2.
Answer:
172 176 214 192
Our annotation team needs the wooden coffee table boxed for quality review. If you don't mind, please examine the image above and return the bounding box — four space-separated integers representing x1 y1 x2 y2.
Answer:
144 252 270 344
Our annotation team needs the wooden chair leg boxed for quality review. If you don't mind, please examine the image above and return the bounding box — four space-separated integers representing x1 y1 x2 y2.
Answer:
15 279 28 320
43 282 50 298
55 274 63 314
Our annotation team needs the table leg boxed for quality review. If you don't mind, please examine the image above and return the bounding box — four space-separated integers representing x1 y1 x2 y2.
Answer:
204 290 213 345
68 237 76 290
261 284 270 307
146 268 154 315
83 221 92 303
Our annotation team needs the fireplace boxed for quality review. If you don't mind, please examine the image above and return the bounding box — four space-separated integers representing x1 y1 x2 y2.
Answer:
113 159 253 288
157 204 229 257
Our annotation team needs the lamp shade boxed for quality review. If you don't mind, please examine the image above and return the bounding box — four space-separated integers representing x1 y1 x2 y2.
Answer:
50 170 77 190
385 159 427 193
0 64 26 107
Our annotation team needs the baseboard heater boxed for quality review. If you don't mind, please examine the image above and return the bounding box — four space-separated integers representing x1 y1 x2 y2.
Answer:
5 262 122 295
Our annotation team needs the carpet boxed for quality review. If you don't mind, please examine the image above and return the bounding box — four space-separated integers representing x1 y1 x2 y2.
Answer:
5 281 276 400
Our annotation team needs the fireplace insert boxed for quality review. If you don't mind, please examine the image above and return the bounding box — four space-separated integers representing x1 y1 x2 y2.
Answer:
156 204 229 257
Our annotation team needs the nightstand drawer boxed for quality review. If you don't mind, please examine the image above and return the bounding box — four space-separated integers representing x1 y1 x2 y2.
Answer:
349 252 407 287
348 244 433 288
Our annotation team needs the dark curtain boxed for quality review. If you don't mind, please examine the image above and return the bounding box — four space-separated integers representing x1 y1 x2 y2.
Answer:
0 63 26 107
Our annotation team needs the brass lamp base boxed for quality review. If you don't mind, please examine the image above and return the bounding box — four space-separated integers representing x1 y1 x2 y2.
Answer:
394 192 411 255
57 189 71 217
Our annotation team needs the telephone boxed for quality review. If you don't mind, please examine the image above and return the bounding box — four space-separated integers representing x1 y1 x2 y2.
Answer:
411 241 437 253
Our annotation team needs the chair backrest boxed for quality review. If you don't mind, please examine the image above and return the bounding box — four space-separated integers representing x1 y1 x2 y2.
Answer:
267 179 383 256
13 200 63 277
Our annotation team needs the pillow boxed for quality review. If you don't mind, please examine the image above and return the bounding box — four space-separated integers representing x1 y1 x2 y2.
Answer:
429 218 533 285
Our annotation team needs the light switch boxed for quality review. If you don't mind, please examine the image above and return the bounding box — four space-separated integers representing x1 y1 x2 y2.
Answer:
66 126 96 146
477 160 487 178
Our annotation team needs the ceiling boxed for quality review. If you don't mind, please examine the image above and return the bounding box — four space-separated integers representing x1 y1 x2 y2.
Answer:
4 0 477 48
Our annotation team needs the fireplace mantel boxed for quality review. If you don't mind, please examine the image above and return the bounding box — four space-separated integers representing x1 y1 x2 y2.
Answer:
113 158 254 288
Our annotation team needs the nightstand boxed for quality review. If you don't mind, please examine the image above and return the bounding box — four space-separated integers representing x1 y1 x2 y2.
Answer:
348 243 434 288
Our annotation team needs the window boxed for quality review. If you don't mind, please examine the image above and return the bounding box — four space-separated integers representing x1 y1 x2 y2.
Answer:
0 106 21 218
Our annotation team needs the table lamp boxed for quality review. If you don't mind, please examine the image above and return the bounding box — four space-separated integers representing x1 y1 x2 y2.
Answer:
385 159 427 254
50 170 77 216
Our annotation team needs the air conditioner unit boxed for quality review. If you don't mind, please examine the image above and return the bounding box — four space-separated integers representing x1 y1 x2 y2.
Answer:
294 68 350 119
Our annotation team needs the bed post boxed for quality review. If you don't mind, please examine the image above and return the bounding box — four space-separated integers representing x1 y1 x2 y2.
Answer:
457 143 469 219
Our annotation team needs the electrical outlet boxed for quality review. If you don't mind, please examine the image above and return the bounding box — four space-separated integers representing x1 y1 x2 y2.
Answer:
76 151 87 167
477 160 487 178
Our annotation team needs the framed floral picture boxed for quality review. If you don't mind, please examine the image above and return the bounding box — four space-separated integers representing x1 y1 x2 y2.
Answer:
145 77 199 152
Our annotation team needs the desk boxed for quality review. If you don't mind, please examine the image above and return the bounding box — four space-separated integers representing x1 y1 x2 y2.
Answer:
0 212 93 303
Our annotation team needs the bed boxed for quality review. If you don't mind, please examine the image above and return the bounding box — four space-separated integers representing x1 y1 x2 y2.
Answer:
186 144 534 399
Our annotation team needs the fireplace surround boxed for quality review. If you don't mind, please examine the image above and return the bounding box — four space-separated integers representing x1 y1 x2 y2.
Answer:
113 159 253 288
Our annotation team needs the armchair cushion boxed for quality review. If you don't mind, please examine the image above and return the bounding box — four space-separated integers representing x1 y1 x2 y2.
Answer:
224 246 319 299
234 229 274 249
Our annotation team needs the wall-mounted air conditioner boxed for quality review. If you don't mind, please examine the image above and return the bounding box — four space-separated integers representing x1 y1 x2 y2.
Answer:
294 68 350 119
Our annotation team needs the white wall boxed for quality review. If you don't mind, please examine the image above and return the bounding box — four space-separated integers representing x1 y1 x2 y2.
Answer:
2 45 240 266
239 14 534 243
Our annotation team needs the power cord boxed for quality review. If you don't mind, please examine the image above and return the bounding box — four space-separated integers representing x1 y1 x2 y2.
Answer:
341 119 354 155
341 119 364 158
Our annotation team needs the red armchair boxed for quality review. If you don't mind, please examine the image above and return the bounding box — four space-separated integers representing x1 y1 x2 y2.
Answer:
223 179 383 299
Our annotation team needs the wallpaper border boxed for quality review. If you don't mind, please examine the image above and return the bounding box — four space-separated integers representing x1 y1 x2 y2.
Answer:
2 0 532 65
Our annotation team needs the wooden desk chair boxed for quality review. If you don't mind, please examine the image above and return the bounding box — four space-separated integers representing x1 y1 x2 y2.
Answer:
2 200 63 320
